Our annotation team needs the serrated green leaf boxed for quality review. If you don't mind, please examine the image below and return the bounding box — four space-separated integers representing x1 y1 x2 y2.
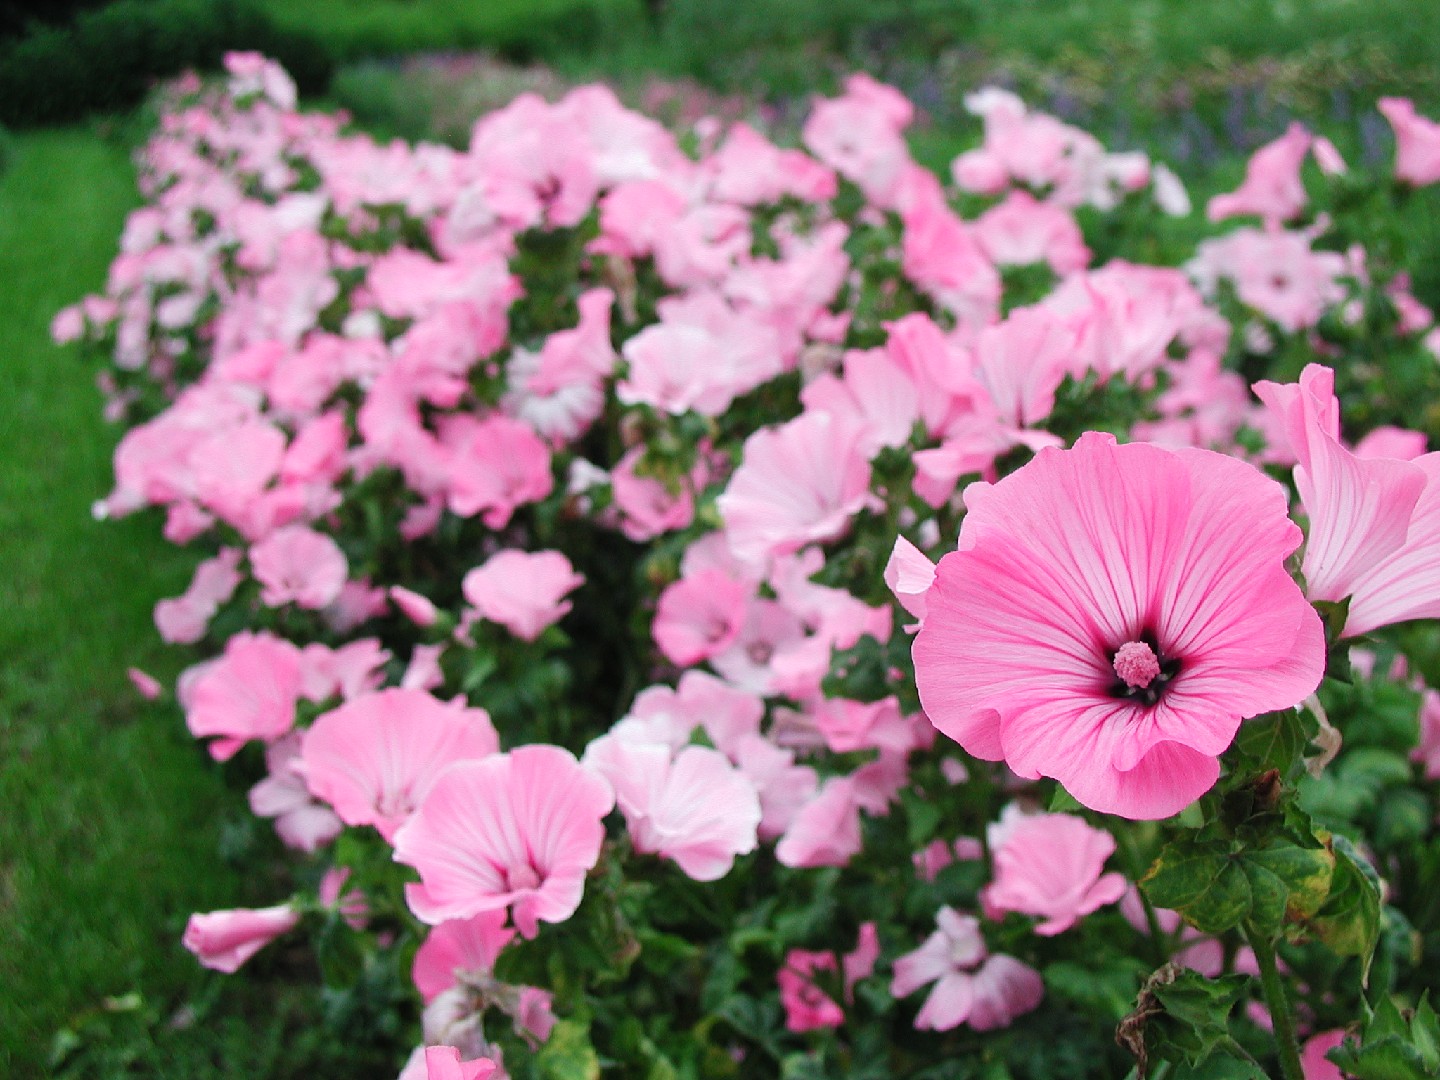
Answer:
1142 845 1253 935
1328 1035 1430 1080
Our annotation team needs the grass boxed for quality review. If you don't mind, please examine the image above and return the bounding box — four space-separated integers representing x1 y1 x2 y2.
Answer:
0 130 264 1077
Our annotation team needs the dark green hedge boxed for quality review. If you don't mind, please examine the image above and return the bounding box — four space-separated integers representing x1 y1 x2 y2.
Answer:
0 0 334 127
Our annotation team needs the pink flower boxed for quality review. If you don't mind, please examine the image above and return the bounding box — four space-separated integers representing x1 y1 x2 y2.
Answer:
182 903 299 973
442 413 553 528
980 806 1127 934
802 74 913 208
974 190 1089 274
891 907 1043 1031
154 548 243 643
884 536 936 625
412 911 515 1004
422 1046 497 1080
775 776 864 868
778 950 846 1032
1254 365 1427 617
1207 123 1312 224
718 410 879 568
913 432 1325 819
302 689 499 841
1415 690 1440 781
391 585 440 628
582 735 760 880
248 733 343 853
1300 1030 1347 1080
186 631 304 761
394 745 615 937
1378 98 1440 186
462 549 583 642
652 570 751 666
250 525 348 609
127 667 163 699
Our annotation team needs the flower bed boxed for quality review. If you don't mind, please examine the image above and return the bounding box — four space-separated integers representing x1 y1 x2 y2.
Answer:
55 52 1440 1078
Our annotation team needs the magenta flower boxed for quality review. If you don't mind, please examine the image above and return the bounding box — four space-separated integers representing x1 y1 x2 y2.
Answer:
913 432 1324 819
979 806 1127 935
393 745 614 938
301 688 499 841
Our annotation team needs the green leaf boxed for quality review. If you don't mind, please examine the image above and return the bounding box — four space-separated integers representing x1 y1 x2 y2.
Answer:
1119 967 1252 1072
1235 709 1307 777
1141 843 1253 935
1327 1036 1430 1080
1242 837 1334 928
1043 958 1148 1020
534 1018 602 1080
1048 785 1084 814
1309 835 1382 979
1413 994 1440 1072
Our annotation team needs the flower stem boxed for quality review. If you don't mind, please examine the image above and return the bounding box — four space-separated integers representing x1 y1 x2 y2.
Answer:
1245 928 1304 1080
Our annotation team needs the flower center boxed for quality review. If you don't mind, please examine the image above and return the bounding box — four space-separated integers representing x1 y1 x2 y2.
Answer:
1112 641 1161 689
504 862 541 893
1109 633 1182 706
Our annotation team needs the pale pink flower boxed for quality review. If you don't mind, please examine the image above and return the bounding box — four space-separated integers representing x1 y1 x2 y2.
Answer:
718 410 879 568
403 644 448 693
462 550 583 642
248 733 343 853
974 190 1089 274
799 347 921 456
250 524 348 609
154 548 243 643
1207 123 1312 224
891 907 1044 1031
900 179 1001 327
302 689 499 841
980 806 1127 934
913 432 1325 819
774 776 863 868
613 671 764 757
1254 365 1427 615
1335 458 1440 636
1378 98 1440 186
182 903 300 973
802 73 913 208
582 735 761 880
884 536 936 624
394 745 615 938
652 570 751 666
732 733 818 839
186 630 304 761
971 305 1077 428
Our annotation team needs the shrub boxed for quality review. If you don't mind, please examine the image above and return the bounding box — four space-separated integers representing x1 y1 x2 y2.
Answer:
0 0 332 127
56 56 1440 1079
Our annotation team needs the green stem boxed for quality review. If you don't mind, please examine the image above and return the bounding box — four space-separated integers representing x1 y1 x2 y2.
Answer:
1245 929 1305 1080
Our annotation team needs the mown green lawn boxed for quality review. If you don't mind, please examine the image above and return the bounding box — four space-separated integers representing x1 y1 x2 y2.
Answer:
0 130 252 1078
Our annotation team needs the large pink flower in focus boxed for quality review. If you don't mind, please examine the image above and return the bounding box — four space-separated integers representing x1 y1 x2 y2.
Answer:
393 745 614 938
913 432 1324 819
301 689 500 841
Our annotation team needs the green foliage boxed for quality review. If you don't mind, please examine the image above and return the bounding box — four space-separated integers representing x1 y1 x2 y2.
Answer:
1328 993 1440 1080
0 0 333 128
